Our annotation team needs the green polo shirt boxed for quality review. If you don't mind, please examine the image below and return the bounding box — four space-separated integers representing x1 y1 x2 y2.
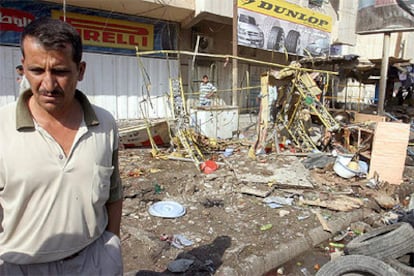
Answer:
0 90 122 264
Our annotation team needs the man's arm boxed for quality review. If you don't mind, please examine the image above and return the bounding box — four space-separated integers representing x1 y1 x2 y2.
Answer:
207 83 217 98
106 145 123 237
106 199 123 237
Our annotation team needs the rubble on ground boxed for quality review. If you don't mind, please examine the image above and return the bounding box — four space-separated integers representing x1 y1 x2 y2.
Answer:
119 65 414 274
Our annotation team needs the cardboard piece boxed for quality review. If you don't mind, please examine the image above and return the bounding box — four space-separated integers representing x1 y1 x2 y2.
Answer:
368 122 410 184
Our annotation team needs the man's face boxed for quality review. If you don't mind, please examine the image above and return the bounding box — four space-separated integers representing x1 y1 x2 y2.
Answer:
22 36 85 114
16 68 24 76
202 77 208 83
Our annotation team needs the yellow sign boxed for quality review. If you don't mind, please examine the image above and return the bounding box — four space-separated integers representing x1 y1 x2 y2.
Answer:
238 0 332 32
51 10 154 50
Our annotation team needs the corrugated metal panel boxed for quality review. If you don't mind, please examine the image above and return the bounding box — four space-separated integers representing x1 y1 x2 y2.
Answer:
0 46 22 106
0 46 179 120
81 52 179 119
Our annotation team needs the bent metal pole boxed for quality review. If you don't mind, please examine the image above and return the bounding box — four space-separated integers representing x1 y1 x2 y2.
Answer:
378 32 390 115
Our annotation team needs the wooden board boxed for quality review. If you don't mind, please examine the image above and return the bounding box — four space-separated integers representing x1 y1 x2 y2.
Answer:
119 120 171 148
354 113 386 123
368 122 410 184
249 74 269 158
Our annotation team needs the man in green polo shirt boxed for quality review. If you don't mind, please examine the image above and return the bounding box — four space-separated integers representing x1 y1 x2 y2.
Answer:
0 17 123 274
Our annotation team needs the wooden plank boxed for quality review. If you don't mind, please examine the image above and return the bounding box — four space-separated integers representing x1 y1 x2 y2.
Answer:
119 120 171 148
240 186 271 198
354 113 386 123
248 74 269 158
300 197 362 212
314 210 332 233
368 122 410 184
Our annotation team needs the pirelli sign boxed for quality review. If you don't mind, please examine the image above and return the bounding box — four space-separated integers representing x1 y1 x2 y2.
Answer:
238 0 332 32
52 10 154 50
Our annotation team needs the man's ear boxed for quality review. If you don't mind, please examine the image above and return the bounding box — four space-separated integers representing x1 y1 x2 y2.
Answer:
78 61 86 81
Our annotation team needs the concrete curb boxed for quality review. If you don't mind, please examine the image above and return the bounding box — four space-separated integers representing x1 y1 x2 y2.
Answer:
216 208 373 276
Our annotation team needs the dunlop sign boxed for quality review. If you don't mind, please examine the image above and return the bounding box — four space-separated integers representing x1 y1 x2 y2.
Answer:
52 10 154 50
238 0 332 32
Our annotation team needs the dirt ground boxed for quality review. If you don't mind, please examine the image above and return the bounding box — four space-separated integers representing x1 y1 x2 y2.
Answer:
118 132 414 275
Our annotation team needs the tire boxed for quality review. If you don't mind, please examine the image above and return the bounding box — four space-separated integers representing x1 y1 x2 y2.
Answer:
285 30 300 54
267 26 284 51
385 255 414 275
258 37 264 48
316 255 400 276
344 222 414 260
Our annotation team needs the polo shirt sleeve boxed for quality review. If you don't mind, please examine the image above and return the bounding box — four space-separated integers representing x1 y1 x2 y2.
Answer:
108 130 123 203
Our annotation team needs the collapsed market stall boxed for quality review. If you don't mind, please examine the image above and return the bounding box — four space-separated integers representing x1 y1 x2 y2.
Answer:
118 51 414 275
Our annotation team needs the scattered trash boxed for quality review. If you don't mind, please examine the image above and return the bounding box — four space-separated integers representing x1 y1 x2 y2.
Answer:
160 233 193 248
160 233 172 241
333 229 353 242
127 168 144 177
300 267 312 276
276 267 285 275
365 178 378 189
333 155 359 178
223 148 234 157
263 196 294 207
171 234 194 248
260 223 273 231
302 152 336 169
279 210 290 217
266 202 283 209
329 249 344 260
202 198 224 208
329 242 345 249
358 160 369 175
408 193 414 211
148 200 186 218
154 183 163 194
347 160 359 171
149 168 161 173
200 160 219 174
255 148 266 155
314 210 332 233
241 186 272 198
297 214 310 220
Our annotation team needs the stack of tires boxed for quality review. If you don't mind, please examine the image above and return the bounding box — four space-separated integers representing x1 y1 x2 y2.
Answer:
316 222 414 275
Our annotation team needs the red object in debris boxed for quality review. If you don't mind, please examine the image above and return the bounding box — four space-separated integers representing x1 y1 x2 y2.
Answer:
200 160 218 174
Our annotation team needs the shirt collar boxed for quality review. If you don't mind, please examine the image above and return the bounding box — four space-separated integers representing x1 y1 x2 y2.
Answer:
16 89 100 130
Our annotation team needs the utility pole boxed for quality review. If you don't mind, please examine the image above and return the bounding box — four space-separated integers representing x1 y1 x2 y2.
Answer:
378 32 390 115
232 0 238 106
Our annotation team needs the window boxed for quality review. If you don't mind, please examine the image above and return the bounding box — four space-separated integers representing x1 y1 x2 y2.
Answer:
309 0 324 7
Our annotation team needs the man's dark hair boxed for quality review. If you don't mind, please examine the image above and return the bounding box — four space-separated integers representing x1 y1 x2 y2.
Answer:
202 75 208 79
20 17 83 64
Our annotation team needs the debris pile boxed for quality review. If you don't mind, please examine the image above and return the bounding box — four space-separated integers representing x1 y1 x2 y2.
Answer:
118 64 414 274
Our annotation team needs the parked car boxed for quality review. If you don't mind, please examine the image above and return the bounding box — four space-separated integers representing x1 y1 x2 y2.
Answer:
238 13 264 48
